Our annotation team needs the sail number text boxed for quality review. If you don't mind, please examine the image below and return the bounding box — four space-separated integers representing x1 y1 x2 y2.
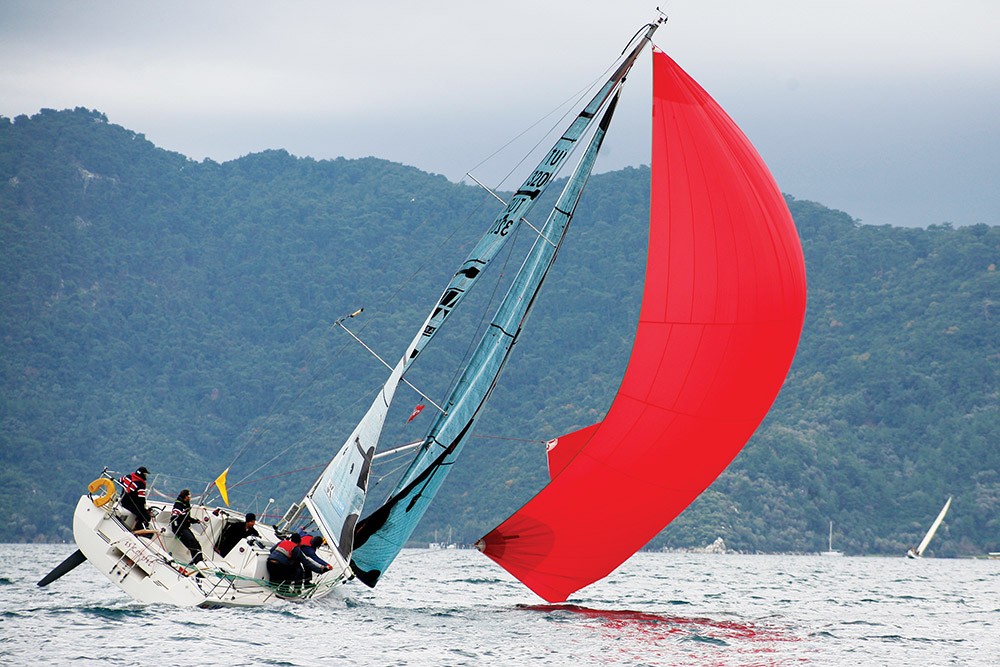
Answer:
489 147 568 237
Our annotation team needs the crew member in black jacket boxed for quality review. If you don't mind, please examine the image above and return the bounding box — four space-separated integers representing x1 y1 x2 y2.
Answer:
170 489 205 566
215 513 260 557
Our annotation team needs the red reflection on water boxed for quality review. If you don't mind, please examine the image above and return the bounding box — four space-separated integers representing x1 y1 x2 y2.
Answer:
519 604 800 666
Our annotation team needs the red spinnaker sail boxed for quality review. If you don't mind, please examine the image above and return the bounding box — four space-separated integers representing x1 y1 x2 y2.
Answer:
478 49 807 603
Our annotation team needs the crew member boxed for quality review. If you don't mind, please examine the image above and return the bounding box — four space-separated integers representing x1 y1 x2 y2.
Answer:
170 489 205 566
299 533 332 583
215 513 260 557
266 533 331 593
118 466 151 531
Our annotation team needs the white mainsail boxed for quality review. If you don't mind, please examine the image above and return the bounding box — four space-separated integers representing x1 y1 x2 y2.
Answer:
302 359 406 560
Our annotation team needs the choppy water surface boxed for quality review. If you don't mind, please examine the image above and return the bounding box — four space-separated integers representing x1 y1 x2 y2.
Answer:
2 545 998 665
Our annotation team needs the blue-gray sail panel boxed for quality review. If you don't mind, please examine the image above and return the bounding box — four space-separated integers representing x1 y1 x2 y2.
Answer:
350 93 620 585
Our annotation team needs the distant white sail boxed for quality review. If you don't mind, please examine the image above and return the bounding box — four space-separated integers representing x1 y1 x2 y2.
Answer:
914 496 952 557
821 520 843 556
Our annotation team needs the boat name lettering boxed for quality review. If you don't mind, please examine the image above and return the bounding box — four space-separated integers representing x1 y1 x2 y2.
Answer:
490 214 515 236
524 169 551 189
546 147 567 167
122 541 158 569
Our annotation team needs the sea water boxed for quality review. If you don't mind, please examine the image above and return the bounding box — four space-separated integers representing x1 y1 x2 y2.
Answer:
1 544 997 666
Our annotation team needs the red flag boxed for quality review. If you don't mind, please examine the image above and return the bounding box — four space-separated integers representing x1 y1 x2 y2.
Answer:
406 404 425 423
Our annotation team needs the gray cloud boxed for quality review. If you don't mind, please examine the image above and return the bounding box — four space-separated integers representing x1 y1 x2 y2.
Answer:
2 0 997 227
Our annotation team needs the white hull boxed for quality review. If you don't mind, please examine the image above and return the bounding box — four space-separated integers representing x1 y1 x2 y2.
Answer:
73 494 352 608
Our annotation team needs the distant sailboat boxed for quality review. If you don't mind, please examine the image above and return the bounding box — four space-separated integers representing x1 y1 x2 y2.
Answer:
906 496 952 559
820 521 843 557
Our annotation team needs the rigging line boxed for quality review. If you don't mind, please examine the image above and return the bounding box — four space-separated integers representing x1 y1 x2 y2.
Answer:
286 193 500 444
146 471 228 496
464 172 557 249
471 434 549 444
214 380 382 502
210 40 639 496
226 464 326 490
216 306 359 470
223 325 359 472
342 194 496 340
146 488 179 501
621 19 659 57
442 215 526 399
336 320 446 415
459 114 616 368
466 61 621 192
372 450 416 470
221 194 498 479
214 59 625 483
229 385 383 490
371 213 527 452
219 300 409 496
370 456 416 489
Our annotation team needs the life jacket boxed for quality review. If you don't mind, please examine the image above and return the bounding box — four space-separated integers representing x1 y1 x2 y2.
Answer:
300 535 315 548
270 539 298 563
119 472 147 498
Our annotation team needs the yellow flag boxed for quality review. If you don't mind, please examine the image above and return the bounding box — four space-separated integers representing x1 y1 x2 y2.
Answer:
214 467 230 506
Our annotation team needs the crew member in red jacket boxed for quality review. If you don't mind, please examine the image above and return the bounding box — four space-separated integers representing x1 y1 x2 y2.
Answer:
118 466 151 530
267 533 331 592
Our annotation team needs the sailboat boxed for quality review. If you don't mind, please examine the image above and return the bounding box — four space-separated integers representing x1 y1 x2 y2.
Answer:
906 496 952 558
40 14 806 607
820 521 844 557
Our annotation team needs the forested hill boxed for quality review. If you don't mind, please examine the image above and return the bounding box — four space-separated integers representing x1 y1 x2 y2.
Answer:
2 108 998 556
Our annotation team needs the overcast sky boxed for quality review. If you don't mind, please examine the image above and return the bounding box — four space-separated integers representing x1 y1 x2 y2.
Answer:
2 1 997 228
